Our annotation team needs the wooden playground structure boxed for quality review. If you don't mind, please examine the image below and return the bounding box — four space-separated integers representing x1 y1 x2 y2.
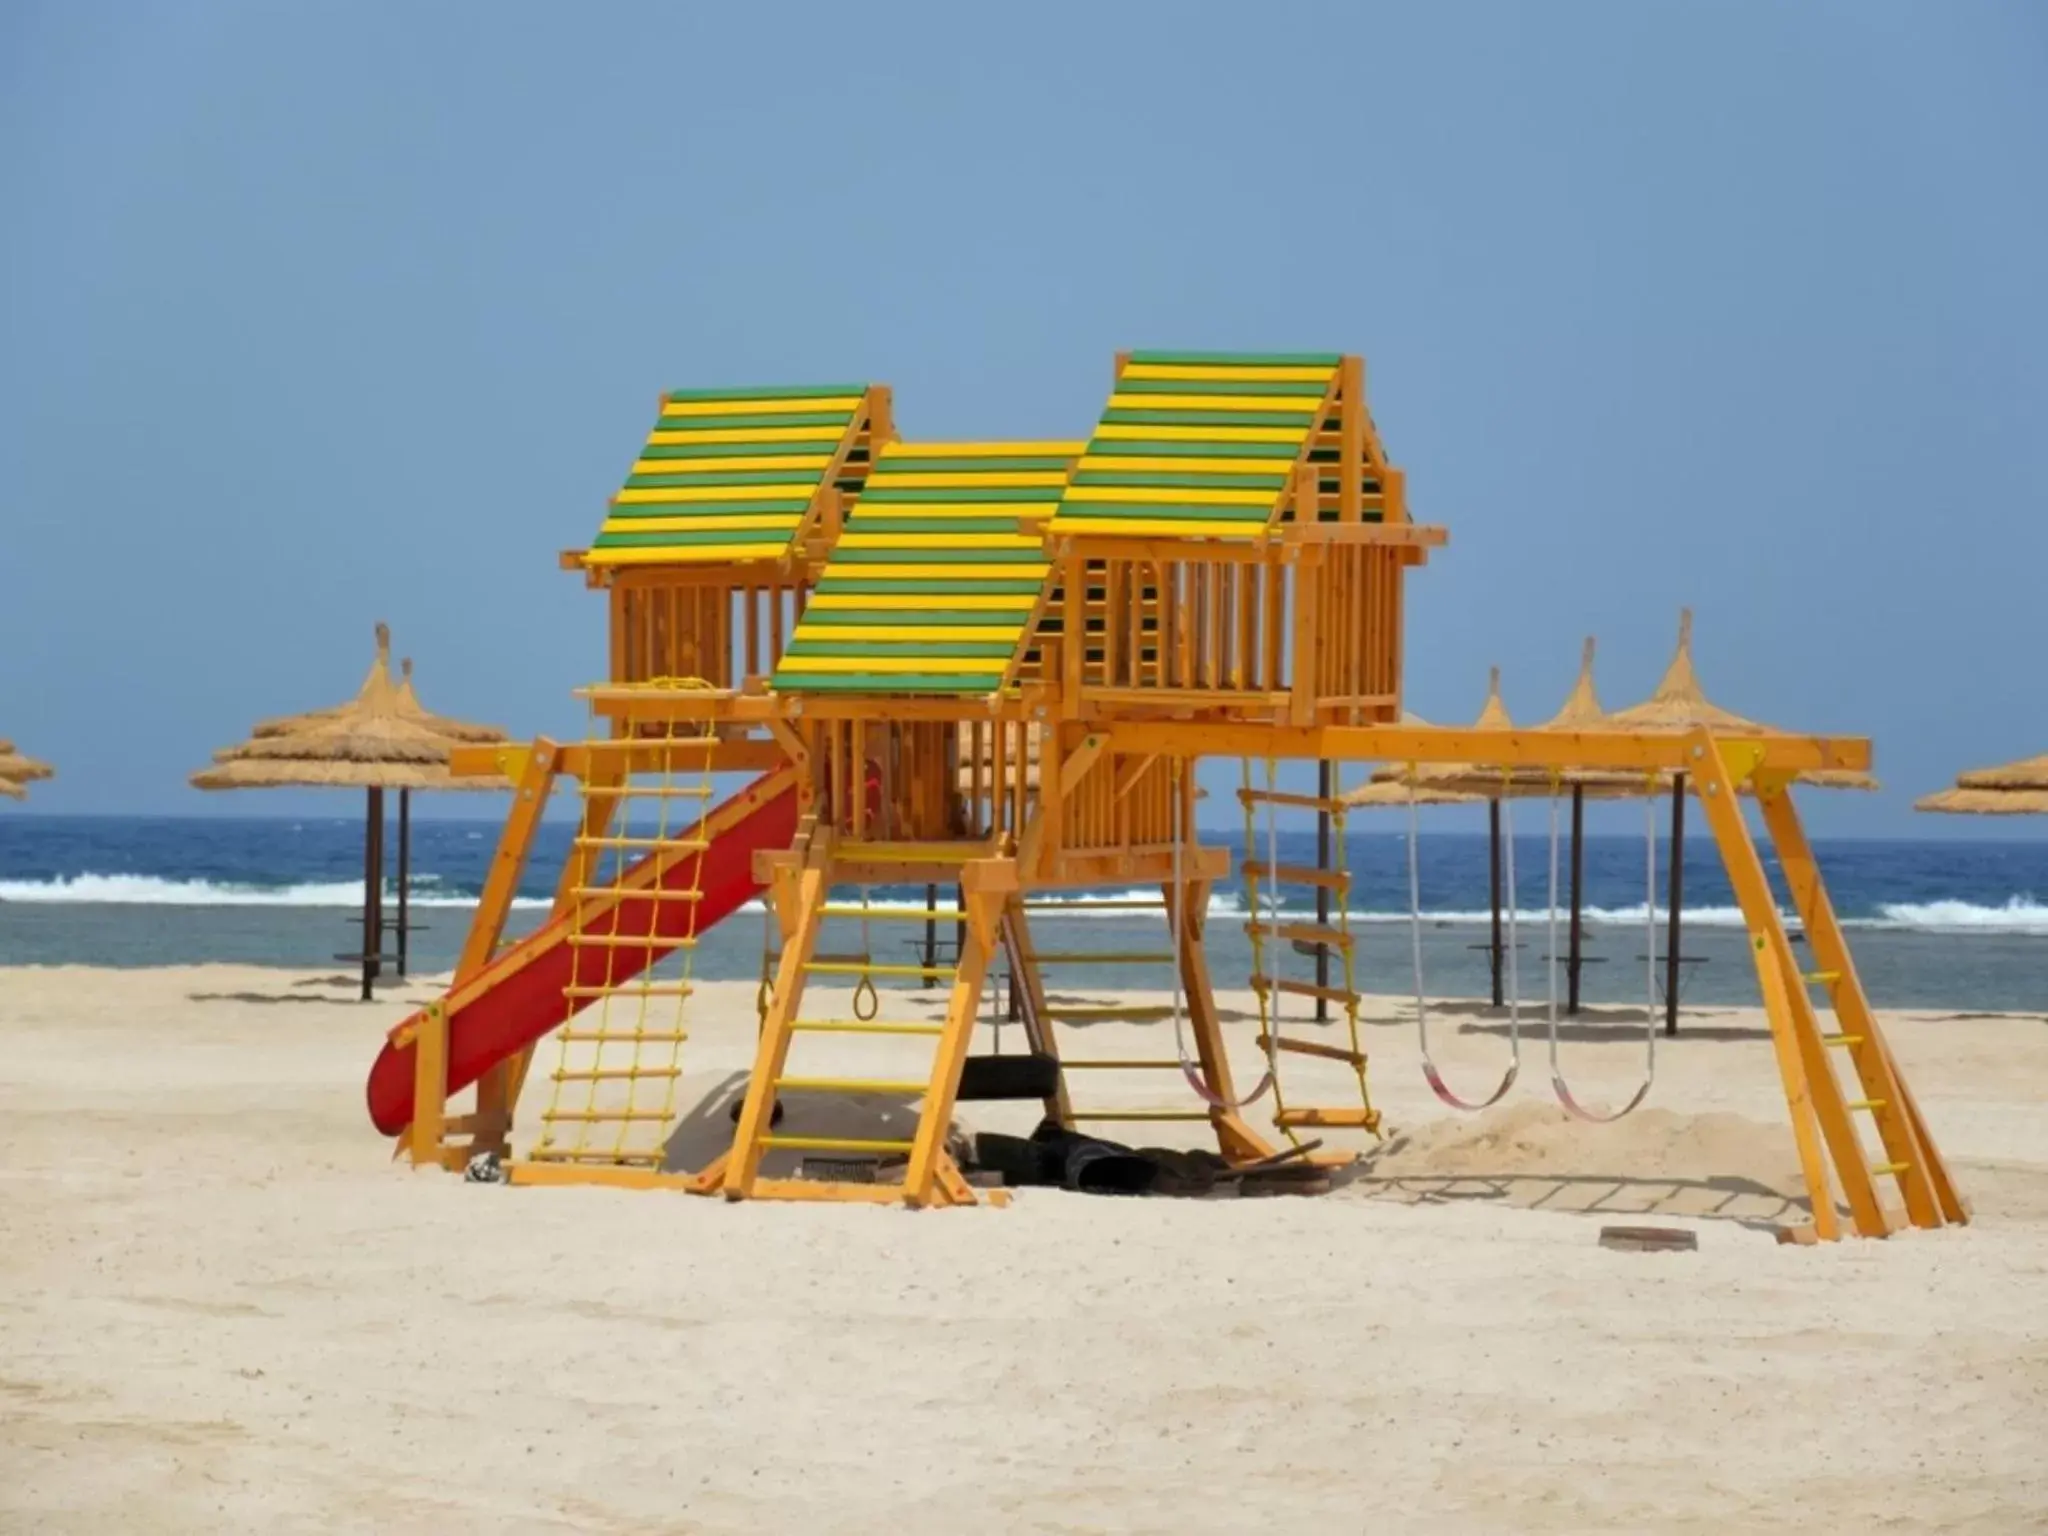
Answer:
364 352 1965 1241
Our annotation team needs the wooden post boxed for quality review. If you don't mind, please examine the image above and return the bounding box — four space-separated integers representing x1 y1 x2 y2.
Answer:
361 786 385 1003
903 882 1003 1206
396 788 412 979
1758 782 1964 1230
406 1001 449 1169
1666 775 1686 1036
1567 784 1585 1015
1688 735 1885 1239
1487 798 1504 1008
1315 759 1332 1022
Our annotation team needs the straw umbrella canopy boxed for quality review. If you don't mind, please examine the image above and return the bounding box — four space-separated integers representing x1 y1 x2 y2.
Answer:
1915 785 2048 816
1915 754 2048 817
1952 755 2048 793
192 623 509 1000
1594 607 1877 1032
0 776 23 801
0 739 55 783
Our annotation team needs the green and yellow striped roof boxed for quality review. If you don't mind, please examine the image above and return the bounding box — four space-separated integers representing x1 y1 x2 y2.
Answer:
584 384 877 567
1047 351 1342 539
769 441 1080 696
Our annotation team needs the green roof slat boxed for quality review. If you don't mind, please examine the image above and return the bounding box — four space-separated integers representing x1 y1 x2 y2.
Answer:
812 579 1047 596
1054 501 1271 522
835 518 1025 535
603 498 813 518
623 470 826 489
868 456 1074 474
1070 471 1289 491
857 486 1067 504
661 383 869 402
592 526 802 549
1125 350 1343 367
1115 378 1331 398
636 440 843 460
831 548 1046 566
1083 438 1303 460
647 411 856 431
1099 408 1319 428
784 640 1020 659
796 609 1025 626
771 673 1003 694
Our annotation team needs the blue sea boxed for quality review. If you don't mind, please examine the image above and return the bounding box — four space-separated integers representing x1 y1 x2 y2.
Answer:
3 815 2046 1013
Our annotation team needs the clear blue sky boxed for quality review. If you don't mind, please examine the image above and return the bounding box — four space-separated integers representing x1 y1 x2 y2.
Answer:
3 2 2044 833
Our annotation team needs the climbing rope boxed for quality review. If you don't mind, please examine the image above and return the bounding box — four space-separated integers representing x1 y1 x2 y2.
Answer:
852 885 880 1021
535 699 716 1165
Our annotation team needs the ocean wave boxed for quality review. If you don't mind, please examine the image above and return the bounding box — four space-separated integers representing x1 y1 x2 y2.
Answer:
0 874 549 909
5 873 2045 936
1868 897 2048 934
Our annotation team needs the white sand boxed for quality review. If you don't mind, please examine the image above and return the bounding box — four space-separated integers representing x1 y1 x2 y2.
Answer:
3 965 2047 1532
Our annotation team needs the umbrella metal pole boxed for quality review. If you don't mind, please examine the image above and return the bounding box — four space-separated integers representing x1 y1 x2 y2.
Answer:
1666 774 1686 1036
922 882 937 991
1568 784 1585 1015
361 786 385 1003
396 788 411 979
1488 798 1504 1008
1315 759 1331 1022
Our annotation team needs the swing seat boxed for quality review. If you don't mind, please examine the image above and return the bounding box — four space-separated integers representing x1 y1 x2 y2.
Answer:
955 1052 1062 1103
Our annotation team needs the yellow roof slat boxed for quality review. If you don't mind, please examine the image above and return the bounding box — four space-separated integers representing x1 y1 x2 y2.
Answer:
1092 423 1305 444
1060 485 1275 507
585 543 792 566
1120 363 1336 384
804 593 1038 612
596 514 804 535
790 624 1030 642
647 425 857 447
1106 392 1322 414
1076 455 1300 477
658 396 863 418
613 483 819 505
822 563 1051 581
631 454 833 476
1041 518 1268 539
882 441 1087 459
862 472 1070 490
779 655 1008 675
838 534 1045 552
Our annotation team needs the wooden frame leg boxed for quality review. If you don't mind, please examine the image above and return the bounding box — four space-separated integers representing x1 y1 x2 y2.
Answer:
904 885 1003 1206
1690 733 1887 1239
1165 874 1278 1165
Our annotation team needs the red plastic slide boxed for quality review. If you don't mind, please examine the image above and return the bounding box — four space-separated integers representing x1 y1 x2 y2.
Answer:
365 769 798 1136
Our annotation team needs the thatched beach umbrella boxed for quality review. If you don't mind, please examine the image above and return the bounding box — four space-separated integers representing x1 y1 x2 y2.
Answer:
0 739 55 784
192 624 508 1000
1603 608 1875 1033
1915 755 2048 818
0 776 23 801
1953 756 2048 793
1915 785 2048 816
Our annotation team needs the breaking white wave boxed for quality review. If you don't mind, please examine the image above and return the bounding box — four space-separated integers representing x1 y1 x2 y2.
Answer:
0 874 548 909
1869 897 2048 935
5 874 2046 936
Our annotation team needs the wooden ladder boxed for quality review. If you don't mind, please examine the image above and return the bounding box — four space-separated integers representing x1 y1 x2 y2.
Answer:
1690 733 1966 1240
722 846 1011 1206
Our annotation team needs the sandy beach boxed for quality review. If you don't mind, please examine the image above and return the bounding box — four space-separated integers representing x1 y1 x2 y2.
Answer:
3 965 2046 1533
